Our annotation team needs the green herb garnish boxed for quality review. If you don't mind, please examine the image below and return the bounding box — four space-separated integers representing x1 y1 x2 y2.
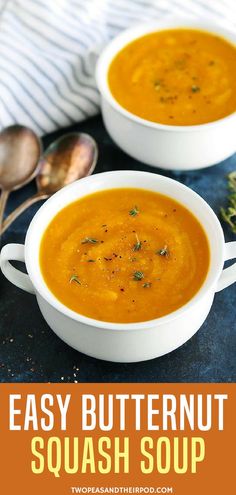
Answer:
156 245 169 256
228 171 236 192
154 79 161 90
133 241 142 251
69 275 81 285
221 171 236 233
133 271 144 281
81 237 99 244
143 282 152 288
87 259 95 262
133 233 142 251
191 85 200 93
129 206 139 217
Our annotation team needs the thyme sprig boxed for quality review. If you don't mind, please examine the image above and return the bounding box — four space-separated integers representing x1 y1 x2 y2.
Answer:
156 245 169 256
133 271 144 281
154 79 162 91
133 241 142 251
133 233 142 251
81 237 99 244
191 85 200 93
129 206 139 217
69 275 81 285
221 171 236 234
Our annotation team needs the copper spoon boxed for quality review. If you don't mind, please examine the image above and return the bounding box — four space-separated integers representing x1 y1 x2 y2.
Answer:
2 132 98 234
0 125 41 235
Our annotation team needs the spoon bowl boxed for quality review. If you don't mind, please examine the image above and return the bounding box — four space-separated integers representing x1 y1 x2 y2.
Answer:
37 132 98 195
0 125 41 236
2 132 98 234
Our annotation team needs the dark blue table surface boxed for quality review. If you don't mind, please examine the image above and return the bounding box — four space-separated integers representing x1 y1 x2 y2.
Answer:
0 115 236 383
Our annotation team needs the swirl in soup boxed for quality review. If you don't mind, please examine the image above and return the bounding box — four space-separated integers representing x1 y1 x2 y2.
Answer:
108 28 236 125
40 188 210 323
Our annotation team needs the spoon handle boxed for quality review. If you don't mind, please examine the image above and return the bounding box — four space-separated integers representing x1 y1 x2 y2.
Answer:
1 192 49 235
0 190 10 237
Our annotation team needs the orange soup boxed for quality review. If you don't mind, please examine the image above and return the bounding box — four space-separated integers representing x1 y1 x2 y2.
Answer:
108 28 236 125
40 189 210 323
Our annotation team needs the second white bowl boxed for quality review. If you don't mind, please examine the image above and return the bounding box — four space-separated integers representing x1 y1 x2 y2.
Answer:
96 18 236 170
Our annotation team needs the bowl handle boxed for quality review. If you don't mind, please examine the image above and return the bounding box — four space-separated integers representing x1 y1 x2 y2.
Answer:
0 243 35 294
216 242 236 292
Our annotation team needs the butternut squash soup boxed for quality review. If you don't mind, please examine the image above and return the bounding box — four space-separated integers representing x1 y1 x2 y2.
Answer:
40 189 210 323
108 28 236 125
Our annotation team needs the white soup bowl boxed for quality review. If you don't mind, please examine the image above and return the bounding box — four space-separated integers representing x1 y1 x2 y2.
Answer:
96 18 236 170
1 171 236 362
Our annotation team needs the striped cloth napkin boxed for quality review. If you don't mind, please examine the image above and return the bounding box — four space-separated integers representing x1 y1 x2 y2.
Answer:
0 0 235 136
